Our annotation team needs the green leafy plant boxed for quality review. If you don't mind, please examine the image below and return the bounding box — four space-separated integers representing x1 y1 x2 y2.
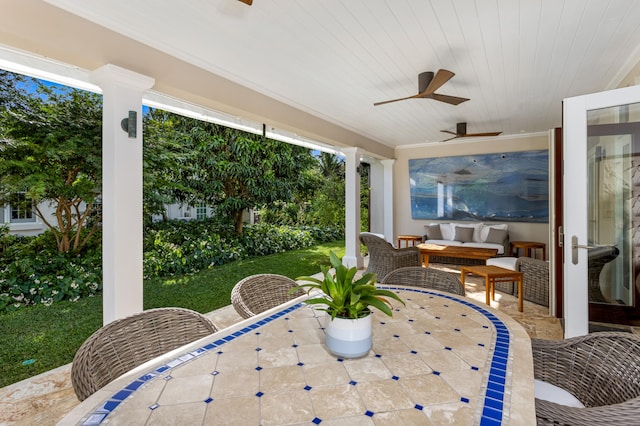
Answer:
293 251 405 319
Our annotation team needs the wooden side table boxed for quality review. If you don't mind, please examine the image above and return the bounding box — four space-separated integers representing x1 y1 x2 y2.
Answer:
397 235 422 248
460 265 524 312
510 241 546 260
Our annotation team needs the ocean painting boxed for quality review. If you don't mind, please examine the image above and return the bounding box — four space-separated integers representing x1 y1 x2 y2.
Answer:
409 150 549 223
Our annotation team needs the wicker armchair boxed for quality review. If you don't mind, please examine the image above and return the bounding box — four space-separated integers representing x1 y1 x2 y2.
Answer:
381 266 465 296
518 257 549 307
231 274 305 319
360 233 420 281
532 332 640 425
71 307 218 401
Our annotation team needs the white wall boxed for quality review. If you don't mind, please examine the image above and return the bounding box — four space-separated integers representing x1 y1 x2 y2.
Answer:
393 133 551 252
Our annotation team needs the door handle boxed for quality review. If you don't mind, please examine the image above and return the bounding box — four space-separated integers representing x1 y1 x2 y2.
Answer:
571 236 592 264
571 235 617 264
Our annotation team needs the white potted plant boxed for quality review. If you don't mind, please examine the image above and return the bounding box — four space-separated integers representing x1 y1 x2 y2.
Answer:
292 251 405 358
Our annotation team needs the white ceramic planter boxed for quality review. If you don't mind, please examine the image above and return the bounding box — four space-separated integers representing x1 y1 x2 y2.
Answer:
324 314 372 358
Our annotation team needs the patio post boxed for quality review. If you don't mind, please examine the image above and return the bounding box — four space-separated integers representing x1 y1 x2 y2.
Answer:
381 159 395 243
91 64 155 325
343 147 364 268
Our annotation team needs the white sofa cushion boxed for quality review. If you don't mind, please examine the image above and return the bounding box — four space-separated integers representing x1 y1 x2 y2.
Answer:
487 257 518 270
470 223 485 242
534 379 585 408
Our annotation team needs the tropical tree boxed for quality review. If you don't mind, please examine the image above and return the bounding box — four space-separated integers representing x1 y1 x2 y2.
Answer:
142 108 196 221
0 73 102 253
143 110 316 234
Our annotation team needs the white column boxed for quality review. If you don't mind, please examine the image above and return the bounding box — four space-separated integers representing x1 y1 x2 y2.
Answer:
343 147 363 268
381 159 395 244
91 64 155 325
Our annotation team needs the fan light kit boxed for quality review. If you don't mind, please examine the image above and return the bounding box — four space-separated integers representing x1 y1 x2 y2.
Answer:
374 69 469 106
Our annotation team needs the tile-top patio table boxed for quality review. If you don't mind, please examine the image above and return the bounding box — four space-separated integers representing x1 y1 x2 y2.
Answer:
59 286 535 425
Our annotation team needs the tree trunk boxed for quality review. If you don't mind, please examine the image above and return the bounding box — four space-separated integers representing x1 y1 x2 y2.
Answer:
233 210 244 234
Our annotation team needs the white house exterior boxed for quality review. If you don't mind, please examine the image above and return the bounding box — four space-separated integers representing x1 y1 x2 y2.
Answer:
3 201 253 236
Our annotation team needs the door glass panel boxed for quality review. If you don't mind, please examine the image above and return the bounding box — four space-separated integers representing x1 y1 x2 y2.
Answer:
586 103 640 305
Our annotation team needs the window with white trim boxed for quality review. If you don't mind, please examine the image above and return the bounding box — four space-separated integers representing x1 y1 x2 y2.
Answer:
10 194 35 223
196 204 207 220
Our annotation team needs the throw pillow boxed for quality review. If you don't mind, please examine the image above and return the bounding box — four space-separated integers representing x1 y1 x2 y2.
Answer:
424 224 443 240
454 226 474 242
485 227 508 244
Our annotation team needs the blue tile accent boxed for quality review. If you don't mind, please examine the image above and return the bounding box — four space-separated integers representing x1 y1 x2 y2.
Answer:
461 397 470 403
138 373 155 382
125 381 144 391
204 397 213 403
392 375 399 381
365 410 374 417
304 385 312 391
312 417 322 424
256 391 264 397
415 404 424 410
480 416 502 426
112 389 132 400
349 380 357 386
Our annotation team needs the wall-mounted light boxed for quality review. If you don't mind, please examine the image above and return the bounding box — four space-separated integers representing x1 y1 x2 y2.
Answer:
120 110 137 138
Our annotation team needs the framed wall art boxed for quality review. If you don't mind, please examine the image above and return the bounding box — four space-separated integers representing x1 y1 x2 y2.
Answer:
409 150 549 223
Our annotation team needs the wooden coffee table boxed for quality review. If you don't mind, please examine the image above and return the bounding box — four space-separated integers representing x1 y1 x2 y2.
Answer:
417 243 498 268
460 265 524 312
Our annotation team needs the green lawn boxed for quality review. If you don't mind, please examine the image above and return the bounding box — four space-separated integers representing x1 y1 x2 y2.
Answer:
0 241 345 388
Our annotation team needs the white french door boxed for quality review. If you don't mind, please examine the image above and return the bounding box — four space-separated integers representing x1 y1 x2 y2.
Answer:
563 84 640 338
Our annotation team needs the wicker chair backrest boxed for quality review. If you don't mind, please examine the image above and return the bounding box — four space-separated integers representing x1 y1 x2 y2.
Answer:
231 274 305 319
533 332 640 408
381 266 465 296
71 307 218 401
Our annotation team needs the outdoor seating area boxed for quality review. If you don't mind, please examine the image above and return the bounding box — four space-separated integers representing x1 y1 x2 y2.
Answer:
1 256 565 425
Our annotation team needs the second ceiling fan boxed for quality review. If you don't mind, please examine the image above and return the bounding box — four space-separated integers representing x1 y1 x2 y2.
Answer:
440 122 502 141
374 69 469 106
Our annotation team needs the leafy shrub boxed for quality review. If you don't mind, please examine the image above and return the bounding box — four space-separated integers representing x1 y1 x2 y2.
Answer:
0 219 342 312
0 251 102 313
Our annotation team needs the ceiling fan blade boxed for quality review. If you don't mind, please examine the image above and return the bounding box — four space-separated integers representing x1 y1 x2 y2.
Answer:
440 130 458 135
429 93 470 105
464 132 503 137
440 135 460 142
423 69 455 95
373 94 419 106
238 0 253 4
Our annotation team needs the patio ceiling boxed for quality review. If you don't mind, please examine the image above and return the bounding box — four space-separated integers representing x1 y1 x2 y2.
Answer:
3 0 640 158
